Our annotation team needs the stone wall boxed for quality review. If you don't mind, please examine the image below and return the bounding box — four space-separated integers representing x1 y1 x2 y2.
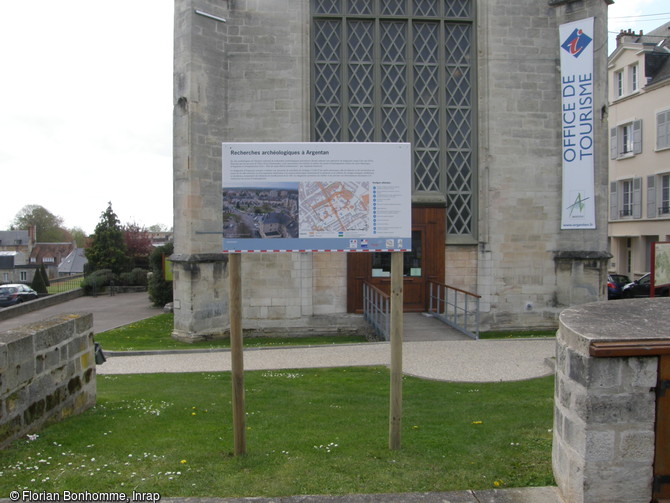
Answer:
0 289 84 323
553 298 669 503
0 313 96 449
476 0 611 330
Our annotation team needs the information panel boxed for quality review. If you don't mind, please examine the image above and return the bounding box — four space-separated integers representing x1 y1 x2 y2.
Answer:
222 142 412 253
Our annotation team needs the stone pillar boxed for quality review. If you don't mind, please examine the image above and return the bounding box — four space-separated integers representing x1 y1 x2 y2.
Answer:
172 0 230 340
553 298 670 503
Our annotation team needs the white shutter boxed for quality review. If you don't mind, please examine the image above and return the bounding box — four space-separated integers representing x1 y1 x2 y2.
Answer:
633 119 643 154
610 182 618 220
657 110 670 150
633 177 642 219
610 127 618 159
647 175 656 218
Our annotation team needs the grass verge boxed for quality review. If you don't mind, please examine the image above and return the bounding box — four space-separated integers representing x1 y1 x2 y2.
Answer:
94 313 369 351
479 329 556 339
95 314 556 351
0 369 554 497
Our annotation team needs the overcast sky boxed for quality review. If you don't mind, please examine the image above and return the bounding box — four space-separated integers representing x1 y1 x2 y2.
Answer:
0 1 668 236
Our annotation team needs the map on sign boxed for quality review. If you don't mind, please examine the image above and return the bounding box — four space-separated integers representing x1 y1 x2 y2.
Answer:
221 142 411 253
299 181 369 235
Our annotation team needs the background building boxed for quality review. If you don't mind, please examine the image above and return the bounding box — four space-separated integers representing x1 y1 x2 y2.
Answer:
172 0 611 340
608 22 670 279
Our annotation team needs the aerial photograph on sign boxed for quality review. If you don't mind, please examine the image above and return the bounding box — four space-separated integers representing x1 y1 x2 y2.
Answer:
223 183 299 239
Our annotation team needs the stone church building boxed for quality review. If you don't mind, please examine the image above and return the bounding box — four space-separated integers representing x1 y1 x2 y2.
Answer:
171 0 612 340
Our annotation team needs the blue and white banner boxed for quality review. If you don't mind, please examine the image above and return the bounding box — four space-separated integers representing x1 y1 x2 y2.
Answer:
559 17 596 229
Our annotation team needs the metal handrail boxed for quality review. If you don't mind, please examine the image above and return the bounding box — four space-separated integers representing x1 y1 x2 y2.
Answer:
428 281 480 340
363 281 390 340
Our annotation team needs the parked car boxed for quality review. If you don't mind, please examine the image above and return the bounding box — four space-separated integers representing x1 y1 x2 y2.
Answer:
0 284 39 307
621 273 670 298
607 274 630 300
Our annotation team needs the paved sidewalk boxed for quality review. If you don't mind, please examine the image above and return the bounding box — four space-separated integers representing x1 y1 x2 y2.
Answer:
0 291 160 334
99 338 556 383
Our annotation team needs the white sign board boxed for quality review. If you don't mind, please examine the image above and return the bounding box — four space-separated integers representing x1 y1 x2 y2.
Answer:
222 142 412 252
559 17 596 229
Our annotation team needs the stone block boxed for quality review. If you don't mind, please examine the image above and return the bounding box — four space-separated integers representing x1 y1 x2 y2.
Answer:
619 430 655 463
3 332 34 368
0 343 7 372
625 356 658 389
73 313 93 333
584 429 615 461
33 318 75 352
573 391 655 424
583 464 652 503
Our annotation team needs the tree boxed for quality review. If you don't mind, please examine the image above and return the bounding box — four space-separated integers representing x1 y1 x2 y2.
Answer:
123 222 152 269
31 265 50 294
69 227 89 248
11 205 71 242
148 223 171 232
85 202 129 274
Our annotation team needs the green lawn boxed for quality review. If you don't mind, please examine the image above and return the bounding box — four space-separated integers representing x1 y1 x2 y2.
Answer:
479 329 557 339
95 314 555 352
0 369 555 497
94 313 369 351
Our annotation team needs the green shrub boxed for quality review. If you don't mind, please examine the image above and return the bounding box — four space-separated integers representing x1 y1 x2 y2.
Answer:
81 269 119 295
119 268 148 287
31 265 49 295
148 243 173 307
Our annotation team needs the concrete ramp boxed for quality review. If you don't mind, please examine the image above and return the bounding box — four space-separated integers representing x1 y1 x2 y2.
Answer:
403 312 470 342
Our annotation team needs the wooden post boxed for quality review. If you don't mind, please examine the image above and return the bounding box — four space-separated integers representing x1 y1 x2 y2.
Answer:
228 253 246 456
389 251 403 450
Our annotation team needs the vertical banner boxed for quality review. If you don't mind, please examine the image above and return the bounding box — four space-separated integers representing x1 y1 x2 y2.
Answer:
559 17 596 229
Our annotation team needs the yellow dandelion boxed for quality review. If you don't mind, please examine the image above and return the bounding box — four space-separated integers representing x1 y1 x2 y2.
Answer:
180 459 187 464
472 420 483 425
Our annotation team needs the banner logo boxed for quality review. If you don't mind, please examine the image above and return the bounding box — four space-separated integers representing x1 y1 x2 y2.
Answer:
561 28 592 58
567 193 590 217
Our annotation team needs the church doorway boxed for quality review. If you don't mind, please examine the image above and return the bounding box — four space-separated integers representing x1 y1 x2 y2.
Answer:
346 206 445 313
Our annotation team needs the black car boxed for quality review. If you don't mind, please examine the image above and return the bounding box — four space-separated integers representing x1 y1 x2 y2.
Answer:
607 274 630 300
621 273 670 298
0 284 39 307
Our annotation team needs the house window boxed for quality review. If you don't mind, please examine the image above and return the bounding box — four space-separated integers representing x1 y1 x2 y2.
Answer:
43 257 55 263
614 70 624 98
610 120 642 159
2 273 8 282
621 180 633 217
629 64 638 92
610 178 642 220
661 175 670 216
657 109 670 150
20 271 27 282
311 0 476 241
621 124 632 154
